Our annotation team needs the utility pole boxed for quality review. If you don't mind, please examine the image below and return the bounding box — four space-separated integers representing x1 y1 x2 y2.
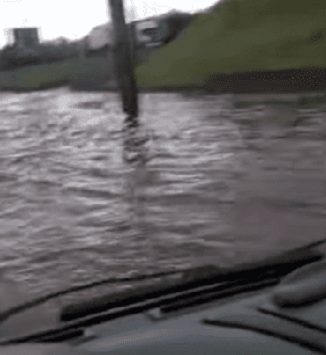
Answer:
108 0 138 126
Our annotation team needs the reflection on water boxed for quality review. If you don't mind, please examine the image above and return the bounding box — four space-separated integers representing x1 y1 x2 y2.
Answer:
0 89 325 303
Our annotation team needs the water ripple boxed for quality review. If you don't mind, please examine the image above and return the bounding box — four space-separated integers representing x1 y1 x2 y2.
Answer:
0 89 256 299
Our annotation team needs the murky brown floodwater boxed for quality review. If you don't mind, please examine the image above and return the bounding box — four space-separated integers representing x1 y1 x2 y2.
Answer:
0 89 325 304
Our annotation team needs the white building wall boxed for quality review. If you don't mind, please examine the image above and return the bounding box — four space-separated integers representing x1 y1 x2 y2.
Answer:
87 23 114 50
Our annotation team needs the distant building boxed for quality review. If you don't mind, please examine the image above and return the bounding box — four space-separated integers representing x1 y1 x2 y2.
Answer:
86 11 193 52
13 28 39 48
85 20 162 56
87 23 114 51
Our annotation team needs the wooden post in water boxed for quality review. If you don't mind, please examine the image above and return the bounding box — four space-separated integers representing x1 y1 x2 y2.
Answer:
108 0 138 125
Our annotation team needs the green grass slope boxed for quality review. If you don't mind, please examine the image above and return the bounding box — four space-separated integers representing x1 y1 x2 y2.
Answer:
69 57 115 90
136 0 325 89
0 57 114 91
0 59 75 91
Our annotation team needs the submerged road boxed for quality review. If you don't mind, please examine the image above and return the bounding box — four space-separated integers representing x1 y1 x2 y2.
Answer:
0 89 324 308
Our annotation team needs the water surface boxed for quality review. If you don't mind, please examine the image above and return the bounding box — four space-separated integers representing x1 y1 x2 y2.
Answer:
0 89 325 306
0 90 240 298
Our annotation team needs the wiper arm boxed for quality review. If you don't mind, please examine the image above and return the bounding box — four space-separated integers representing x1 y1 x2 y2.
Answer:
60 242 325 322
0 237 325 345
0 278 279 345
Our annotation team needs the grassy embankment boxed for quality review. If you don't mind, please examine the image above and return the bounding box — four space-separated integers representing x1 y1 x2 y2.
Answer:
0 59 72 91
0 0 324 92
0 57 114 91
136 0 326 93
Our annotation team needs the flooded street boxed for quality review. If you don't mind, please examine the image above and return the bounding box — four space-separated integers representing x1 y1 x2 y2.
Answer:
0 88 325 303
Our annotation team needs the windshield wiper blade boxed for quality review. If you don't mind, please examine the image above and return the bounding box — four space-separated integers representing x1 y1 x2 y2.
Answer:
60 245 324 322
0 277 280 345
0 238 325 345
2 237 325 326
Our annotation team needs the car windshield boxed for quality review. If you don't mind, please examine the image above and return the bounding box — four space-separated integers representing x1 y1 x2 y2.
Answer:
0 0 325 317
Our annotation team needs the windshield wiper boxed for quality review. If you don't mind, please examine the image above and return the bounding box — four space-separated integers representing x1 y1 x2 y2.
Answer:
0 238 325 345
60 242 324 322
